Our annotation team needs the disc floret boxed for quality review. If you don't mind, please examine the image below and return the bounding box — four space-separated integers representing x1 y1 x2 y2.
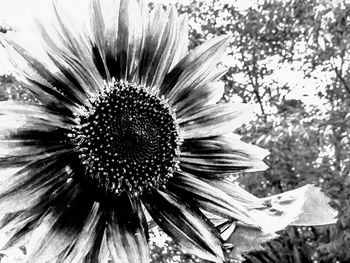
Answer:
71 80 181 196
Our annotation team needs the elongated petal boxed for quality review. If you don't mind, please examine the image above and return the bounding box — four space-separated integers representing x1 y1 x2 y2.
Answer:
206 66 228 84
0 153 75 213
220 133 270 159
0 170 78 250
0 137 72 169
169 14 188 70
0 101 76 128
173 81 224 118
0 114 68 138
1 34 92 107
60 202 103 263
52 1 104 92
84 229 110 263
0 101 74 169
0 134 70 170
0 37 79 116
180 135 268 176
179 103 255 139
139 6 179 89
204 179 266 210
0 211 41 250
168 172 259 227
106 193 150 263
160 35 230 102
114 0 143 81
0 113 69 141
96 0 120 79
26 187 94 263
89 0 110 81
0 143 68 168
143 190 224 262
179 153 265 177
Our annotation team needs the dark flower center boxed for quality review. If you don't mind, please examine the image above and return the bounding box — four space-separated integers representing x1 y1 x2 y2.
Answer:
72 81 180 196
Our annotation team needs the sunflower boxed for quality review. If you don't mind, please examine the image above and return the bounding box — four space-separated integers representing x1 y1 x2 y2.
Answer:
0 0 337 262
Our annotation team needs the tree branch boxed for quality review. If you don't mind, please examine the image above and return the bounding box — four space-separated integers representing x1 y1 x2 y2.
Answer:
240 47 267 120
331 63 350 96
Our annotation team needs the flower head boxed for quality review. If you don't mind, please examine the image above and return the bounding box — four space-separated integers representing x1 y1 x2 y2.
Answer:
0 0 337 262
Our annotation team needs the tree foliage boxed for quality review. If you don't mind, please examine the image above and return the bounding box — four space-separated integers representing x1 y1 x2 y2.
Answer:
150 0 350 262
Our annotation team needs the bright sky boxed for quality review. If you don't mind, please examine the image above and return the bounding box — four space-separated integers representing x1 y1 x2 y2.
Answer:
0 0 90 30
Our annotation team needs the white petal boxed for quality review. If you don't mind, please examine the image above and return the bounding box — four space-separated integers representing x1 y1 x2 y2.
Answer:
179 103 255 139
254 185 337 233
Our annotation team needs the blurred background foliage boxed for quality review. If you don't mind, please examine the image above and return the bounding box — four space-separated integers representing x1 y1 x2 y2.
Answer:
1 0 350 262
